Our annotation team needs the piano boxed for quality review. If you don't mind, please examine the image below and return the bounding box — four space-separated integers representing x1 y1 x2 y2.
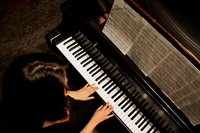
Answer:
45 0 200 132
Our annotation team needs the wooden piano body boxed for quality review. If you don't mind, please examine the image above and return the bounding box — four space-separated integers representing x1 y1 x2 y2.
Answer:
46 0 200 132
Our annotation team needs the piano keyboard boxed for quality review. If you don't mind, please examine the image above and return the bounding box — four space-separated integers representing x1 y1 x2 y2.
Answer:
56 31 175 133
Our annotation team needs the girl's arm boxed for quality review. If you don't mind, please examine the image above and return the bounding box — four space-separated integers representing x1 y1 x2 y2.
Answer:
80 102 114 133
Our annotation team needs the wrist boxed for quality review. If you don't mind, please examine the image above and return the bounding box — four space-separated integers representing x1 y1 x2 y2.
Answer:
66 90 77 100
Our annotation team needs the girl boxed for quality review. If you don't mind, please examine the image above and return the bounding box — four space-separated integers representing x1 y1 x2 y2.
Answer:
2 53 113 133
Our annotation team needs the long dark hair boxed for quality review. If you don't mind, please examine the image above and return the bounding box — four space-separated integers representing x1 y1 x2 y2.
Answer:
2 53 70 132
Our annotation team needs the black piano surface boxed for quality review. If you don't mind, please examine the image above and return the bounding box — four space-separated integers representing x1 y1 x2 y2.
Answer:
46 0 200 132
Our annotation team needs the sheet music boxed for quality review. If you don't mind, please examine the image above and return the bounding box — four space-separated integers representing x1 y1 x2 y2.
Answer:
127 23 175 75
102 0 146 54
103 0 200 126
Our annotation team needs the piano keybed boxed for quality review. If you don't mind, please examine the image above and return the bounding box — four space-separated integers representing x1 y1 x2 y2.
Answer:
56 31 177 133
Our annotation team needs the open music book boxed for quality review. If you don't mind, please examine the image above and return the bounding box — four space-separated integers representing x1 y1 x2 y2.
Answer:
102 0 200 126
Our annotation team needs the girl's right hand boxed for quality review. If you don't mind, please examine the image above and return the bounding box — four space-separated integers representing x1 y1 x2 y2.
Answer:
91 102 114 125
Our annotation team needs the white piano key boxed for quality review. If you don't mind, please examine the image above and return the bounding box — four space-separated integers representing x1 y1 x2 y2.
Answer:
133 116 146 133
126 109 139 127
123 105 137 124
61 36 73 44
129 112 143 130
150 127 156 133
140 119 149 132
143 122 153 132
65 39 76 47
69 45 81 52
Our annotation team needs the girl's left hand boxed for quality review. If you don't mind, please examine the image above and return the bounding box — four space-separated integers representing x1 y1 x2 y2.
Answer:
67 83 99 101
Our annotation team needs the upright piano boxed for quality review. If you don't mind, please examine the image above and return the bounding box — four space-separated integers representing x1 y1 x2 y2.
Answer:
46 0 200 132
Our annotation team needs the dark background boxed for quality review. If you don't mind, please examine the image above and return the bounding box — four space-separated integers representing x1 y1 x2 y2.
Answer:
0 0 66 107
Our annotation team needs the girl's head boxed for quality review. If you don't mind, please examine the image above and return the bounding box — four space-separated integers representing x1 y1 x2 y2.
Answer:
2 53 70 131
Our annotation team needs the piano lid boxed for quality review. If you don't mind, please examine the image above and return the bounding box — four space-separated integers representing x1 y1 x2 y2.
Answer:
126 0 200 66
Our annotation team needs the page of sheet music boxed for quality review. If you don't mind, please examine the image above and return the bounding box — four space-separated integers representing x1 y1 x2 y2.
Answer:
102 0 200 126
102 0 146 54
127 23 175 75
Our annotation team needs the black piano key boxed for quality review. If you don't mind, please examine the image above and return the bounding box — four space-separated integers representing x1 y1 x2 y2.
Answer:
95 72 106 81
157 119 165 131
111 90 121 99
78 38 89 47
114 93 127 103
131 93 141 102
99 78 111 87
75 50 85 58
126 88 137 97
164 125 170 132
116 78 126 88
161 122 169 132
128 106 138 117
105 83 116 93
140 101 148 111
72 31 83 40
138 117 148 128
107 68 117 78
73 34 86 42
84 44 93 51
135 114 145 125
68 43 80 52
147 125 155 133
89 65 99 74
83 59 93 67
141 119 151 131
118 96 129 106
118 81 130 91
146 107 154 115
98 75 109 84
72 47 83 55
91 68 102 77
86 47 95 55
121 99 131 109
66 41 77 49
107 85 117 94
96 73 107 83
115 75 124 83
166 127 174 133
98 59 108 68
87 63 97 71
81 57 91 64
95 56 106 65
91 51 101 60
102 79 113 88
77 52 87 60
152 128 158 133
101 61 111 70
123 85 133 94
124 102 134 112
140 109 155 131
105 82 115 91
131 109 141 120
90 50 100 58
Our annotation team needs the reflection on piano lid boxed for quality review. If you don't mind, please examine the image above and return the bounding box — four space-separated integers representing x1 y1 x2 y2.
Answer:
126 0 200 66
45 0 200 132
